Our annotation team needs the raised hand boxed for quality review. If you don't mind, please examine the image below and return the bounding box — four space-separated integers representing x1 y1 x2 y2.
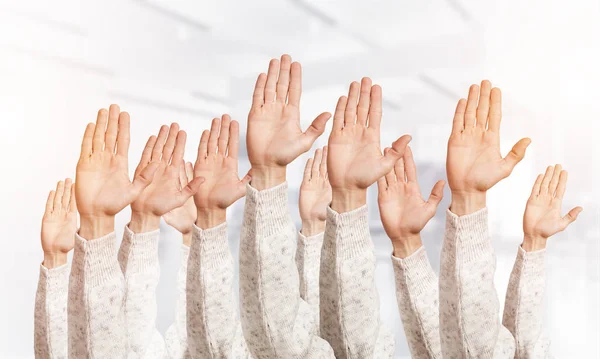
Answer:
163 162 197 245
129 123 204 233
41 179 77 268
447 81 531 215
327 77 412 212
299 147 332 236
377 147 445 258
247 54 331 189
76 105 160 239
522 164 583 251
194 114 251 229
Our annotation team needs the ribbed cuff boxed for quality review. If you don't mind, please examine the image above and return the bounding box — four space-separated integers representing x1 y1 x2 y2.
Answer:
39 262 70 290
245 182 291 238
445 207 491 262
516 245 546 278
119 225 160 274
297 231 325 258
323 204 373 260
191 222 230 268
391 247 437 297
73 231 122 288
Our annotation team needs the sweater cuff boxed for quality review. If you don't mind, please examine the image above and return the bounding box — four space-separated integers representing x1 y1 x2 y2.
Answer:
391 247 437 297
445 207 491 262
191 222 230 268
297 231 325 258
73 231 122 288
245 182 291 238
39 262 70 290
323 204 373 260
119 225 160 274
515 245 546 278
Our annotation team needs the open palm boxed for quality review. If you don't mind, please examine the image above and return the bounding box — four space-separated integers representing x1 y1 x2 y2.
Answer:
164 162 198 235
42 179 77 255
299 147 332 223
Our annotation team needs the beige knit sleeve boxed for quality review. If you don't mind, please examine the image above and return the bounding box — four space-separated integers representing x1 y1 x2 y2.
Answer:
296 231 324 333
165 244 190 359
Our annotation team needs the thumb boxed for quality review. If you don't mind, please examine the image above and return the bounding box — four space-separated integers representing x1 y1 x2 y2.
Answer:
176 177 205 206
425 180 445 212
302 112 331 149
503 138 531 174
235 171 252 199
378 135 412 177
560 206 583 230
128 161 160 203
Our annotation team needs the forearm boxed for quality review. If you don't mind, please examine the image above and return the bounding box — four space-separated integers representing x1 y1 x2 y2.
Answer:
296 230 324 332
392 246 442 359
503 246 551 358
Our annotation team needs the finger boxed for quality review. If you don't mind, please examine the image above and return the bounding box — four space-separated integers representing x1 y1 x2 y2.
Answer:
177 177 205 206
379 135 412 176
488 87 502 132
368 85 383 130
426 180 446 211
304 158 313 181
320 146 328 176
356 77 372 126
464 84 479 128
288 62 302 107
560 207 583 229
197 130 209 160
54 181 65 211
502 138 531 174
252 73 267 108
218 114 231 155
476 80 491 130
403 146 418 183
241 170 252 186
451 99 467 134
62 178 73 210
384 150 396 184
80 123 96 158
540 166 554 194
128 162 160 203
207 118 220 155
116 111 131 157
105 104 120 153
332 96 348 130
377 176 387 191
228 120 240 159
46 190 56 213
531 174 544 197
312 148 323 178
555 170 568 199
185 162 194 183
276 54 291 103
171 131 187 167
177 162 187 189
69 185 77 213
92 108 108 152
264 58 280 103
302 112 331 149
162 123 180 163
549 164 562 196
152 125 169 162
139 136 157 170
344 81 360 126
394 156 405 183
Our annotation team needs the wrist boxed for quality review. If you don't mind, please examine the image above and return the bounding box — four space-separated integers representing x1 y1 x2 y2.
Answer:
330 188 367 213
522 234 547 252
391 234 423 259
79 215 115 240
43 252 68 269
300 220 326 237
250 165 286 190
196 208 226 229
129 211 161 233
182 232 192 247
450 191 486 216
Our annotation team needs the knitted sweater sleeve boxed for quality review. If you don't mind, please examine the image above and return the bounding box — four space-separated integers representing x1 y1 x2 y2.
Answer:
117 226 166 358
502 246 552 358
165 243 190 359
68 232 128 358
239 182 335 359
186 222 251 358
34 263 70 359
319 205 395 359
439 208 515 358
296 231 324 333
391 247 442 358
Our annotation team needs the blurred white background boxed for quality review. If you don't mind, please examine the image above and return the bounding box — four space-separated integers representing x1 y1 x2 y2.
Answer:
1 0 599 357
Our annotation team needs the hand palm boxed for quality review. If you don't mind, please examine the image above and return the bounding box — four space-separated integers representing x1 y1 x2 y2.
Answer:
194 155 243 210
299 179 331 222
42 211 77 254
132 163 185 216
524 198 565 238
164 198 196 233
379 182 434 237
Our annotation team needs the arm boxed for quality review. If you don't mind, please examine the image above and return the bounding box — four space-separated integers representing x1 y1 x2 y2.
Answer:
241 55 334 358
377 147 445 358
187 116 251 358
441 81 531 357
322 78 411 358
70 105 160 357
503 165 582 358
35 179 76 358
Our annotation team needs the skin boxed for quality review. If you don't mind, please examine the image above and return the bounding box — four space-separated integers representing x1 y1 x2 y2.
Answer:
522 164 582 251
41 179 77 268
247 54 331 190
163 162 197 247
129 123 205 233
327 77 412 213
194 114 250 229
446 81 531 215
377 147 445 258
299 147 332 237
